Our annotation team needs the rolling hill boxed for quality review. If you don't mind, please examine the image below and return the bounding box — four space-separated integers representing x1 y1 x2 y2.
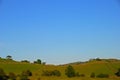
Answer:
0 58 120 80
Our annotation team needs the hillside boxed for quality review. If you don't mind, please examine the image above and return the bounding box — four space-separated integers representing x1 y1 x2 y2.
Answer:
0 58 120 80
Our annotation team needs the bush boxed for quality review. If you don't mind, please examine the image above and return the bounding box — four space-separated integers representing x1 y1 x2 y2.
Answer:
42 70 61 77
42 70 52 76
19 70 32 80
19 74 29 80
52 70 61 77
115 68 120 77
90 72 95 78
34 59 41 64
8 72 16 80
96 58 101 61
25 70 32 76
97 73 109 78
0 68 8 80
21 60 30 63
65 65 76 78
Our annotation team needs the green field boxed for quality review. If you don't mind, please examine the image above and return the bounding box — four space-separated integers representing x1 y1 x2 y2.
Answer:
0 58 120 80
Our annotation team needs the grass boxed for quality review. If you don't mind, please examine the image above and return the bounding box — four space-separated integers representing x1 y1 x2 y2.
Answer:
0 58 120 80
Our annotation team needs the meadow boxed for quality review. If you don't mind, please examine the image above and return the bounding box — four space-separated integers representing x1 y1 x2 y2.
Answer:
0 58 120 80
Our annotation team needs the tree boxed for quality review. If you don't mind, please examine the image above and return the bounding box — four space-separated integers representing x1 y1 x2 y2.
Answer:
65 65 76 78
115 68 120 77
6 55 12 60
37 59 41 64
96 58 101 61
34 59 41 64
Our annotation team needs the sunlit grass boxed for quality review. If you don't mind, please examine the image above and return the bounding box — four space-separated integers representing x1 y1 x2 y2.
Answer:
0 58 120 80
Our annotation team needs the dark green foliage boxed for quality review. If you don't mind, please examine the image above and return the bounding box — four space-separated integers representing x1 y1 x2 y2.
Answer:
25 70 32 76
42 70 52 76
8 72 16 80
37 59 41 64
6 55 12 60
19 74 29 80
115 68 120 77
34 59 41 64
97 73 109 78
96 58 101 61
52 70 61 77
42 70 61 77
0 68 8 80
19 70 32 80
65 65 76 78
90 72 95 78
21 60 30 63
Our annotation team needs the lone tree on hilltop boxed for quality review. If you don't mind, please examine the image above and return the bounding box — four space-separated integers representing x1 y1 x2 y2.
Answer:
6 55 12 60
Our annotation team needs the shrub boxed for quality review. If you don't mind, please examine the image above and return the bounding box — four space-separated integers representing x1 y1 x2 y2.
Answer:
65 65 76 78
8 72 16 80
42 70 61 77
34 59 41 64
19 70 32 80
42 70 52 76
97 73 109 78
90 72 95 78
21 60 30 63
115 68 120 77
52 70 61 77
19 74 29 80
25 70 32 76
96 58 101 61
0 68 8 80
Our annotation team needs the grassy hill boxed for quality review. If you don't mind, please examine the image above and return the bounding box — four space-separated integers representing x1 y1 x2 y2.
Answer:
0 58 120 80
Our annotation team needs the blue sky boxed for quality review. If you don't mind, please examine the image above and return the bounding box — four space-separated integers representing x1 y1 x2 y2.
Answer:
0 0 120 64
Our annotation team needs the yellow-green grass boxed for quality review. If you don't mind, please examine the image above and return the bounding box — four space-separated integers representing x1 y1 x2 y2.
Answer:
0 58 120 80
0 58 43 74
31 77 120 80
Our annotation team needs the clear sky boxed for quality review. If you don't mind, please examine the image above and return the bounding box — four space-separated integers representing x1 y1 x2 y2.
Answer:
0 0 120 64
